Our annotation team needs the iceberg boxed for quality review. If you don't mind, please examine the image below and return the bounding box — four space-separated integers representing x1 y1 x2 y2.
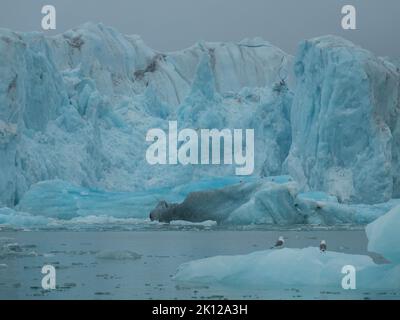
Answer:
15 177 251 221
174 203 400 291
150 176 398 225
0 207 50 227
174 247 400 290
366 205 400 263
295 191 355 225
95 250 142 260
2 175 398 228
16 179 168 220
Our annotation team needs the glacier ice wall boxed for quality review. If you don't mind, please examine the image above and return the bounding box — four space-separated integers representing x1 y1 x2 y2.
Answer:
0 23 292 207
0 23 399 211
284 36 400 204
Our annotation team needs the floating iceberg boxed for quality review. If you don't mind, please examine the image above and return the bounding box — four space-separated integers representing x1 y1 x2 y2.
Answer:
0 175 397 228
150 176 398 225
0 238 38 258
13 177 251 221
169 220 217 227
0 207 50 227
174 204 400 290
95 250 142 260
174 247 400 290
366 205 400 263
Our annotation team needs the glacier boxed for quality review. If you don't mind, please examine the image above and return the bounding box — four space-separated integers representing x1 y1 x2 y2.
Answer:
284 36 400 204
0 23 400 227
0 22 292 209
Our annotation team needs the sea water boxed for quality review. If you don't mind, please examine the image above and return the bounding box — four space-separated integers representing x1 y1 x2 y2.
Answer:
1 227 398 300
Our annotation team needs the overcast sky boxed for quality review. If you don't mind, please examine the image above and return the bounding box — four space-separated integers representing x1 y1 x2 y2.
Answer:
0 0 398 57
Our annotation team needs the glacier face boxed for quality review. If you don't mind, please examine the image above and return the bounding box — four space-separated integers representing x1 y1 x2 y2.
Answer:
284 36 400 204
0 23 400 223
0 23 292 208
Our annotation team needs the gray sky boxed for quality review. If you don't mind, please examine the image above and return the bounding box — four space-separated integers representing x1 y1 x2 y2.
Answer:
0 0 399 57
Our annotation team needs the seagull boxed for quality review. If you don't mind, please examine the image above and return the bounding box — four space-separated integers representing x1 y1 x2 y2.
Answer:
320 240 327 252
271 236 285 249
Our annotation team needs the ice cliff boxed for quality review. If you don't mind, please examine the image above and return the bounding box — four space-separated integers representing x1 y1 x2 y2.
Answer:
284 36 400 204
0 22 292 208
0 23 400 224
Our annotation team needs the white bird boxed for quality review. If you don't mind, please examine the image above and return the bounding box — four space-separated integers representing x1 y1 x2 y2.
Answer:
271 236 285 249
320 240 327 252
